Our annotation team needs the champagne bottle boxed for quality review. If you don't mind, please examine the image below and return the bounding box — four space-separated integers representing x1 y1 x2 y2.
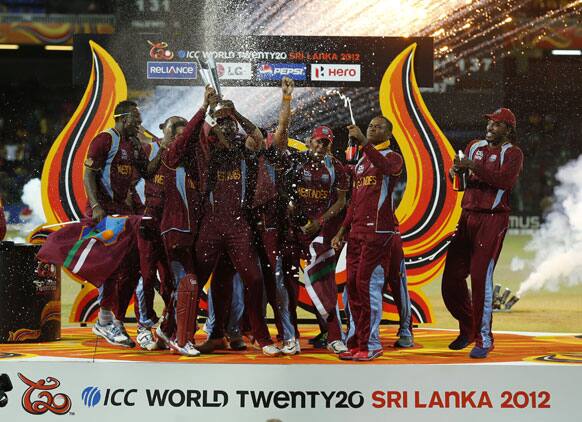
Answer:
345 137 359 164
452 150 467 191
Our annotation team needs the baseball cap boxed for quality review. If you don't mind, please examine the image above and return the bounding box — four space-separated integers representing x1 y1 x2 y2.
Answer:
484 108 516 129
311 126 334 143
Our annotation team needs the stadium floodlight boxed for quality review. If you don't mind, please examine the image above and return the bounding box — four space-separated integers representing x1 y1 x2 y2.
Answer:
551 49 582 56
45 45 74 51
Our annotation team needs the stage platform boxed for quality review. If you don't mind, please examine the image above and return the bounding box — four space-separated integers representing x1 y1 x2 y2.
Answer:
1 325 581 421
1 325 580 365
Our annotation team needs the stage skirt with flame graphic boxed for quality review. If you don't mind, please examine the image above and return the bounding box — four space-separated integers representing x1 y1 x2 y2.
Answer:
41 40 127 224
379 44 462 322
40 41 460 324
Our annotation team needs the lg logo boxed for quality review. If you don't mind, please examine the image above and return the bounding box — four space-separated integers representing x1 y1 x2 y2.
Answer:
82 387 137 407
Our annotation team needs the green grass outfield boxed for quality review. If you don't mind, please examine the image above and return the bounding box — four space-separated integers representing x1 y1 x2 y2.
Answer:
8 231 580 333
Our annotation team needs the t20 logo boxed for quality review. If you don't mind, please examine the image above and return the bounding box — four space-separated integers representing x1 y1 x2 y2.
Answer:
18 373 72 415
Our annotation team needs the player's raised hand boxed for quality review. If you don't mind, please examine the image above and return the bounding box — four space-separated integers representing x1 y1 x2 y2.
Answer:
282 76 294 96
203 85 219 109
347 124 366 144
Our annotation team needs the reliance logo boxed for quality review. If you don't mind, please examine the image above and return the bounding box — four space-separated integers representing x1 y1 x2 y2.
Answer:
311 64 361 82
147 62 198 79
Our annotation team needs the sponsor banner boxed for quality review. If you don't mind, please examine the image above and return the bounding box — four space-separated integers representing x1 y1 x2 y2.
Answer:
74 34 434 87
217 62 252 80
257 63 307 81
0 362 580 421
146 61 197 80
311 64 361 82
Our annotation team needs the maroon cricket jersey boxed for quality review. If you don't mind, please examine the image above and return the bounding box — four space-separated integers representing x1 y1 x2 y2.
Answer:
134 141 164 217
294 153 349 222
342 141 403 236
206 145 250 221
462 140 523 213
158 158 200 247
165 108 221 199
84 129 149 215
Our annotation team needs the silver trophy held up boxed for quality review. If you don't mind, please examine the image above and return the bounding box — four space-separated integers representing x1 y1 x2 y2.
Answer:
197 56 233 126
198 55 222 99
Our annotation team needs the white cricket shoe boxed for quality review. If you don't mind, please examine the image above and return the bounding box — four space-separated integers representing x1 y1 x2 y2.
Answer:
262 344 282 357
93 321 135 348
137 326 159 351
281 338 300 355
155 325 171 348
327 340 348 354
168 339 201 357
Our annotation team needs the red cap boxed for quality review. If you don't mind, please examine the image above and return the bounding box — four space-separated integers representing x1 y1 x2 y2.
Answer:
311 125 334 143
484 108 516 129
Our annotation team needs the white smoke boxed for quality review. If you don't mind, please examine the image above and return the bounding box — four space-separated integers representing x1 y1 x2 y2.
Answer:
21 178 46 228
517 155 582 297
3 178 45 243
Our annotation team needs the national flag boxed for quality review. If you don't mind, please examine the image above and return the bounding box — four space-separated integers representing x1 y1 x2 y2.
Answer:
303 236 338 319
37 215 142 287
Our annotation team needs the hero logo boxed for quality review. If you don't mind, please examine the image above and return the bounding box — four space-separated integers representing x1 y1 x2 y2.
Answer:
18 373 72 415
311 64 361 82
217 62 252 80
257 63 306 81
147 62 198 80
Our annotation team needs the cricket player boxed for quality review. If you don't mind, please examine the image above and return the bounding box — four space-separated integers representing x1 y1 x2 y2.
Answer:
332 116 403 361
442 108 523 358
282 126 350 355
165 90 281 356
84 100 165 347
152 98 218 356
383 229 414 347
132 127 173 351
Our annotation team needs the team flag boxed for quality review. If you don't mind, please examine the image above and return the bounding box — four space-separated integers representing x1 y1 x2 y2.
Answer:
303 236 338 319
37 215 142 287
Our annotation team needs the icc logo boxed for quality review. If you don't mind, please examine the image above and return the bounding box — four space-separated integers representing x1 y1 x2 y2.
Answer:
81 386 101 408
18 373 72 415
147 40 174 60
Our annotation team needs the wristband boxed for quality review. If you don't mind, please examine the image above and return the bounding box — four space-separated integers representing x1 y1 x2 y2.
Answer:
283 95 292 102
91 203 101 210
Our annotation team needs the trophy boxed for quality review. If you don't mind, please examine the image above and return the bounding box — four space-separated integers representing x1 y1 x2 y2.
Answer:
197 56 233 125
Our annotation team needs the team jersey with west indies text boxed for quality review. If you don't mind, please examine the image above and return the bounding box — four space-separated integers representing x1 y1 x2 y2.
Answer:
342 141 403 236
85 129 149 215
462 140 523 213
291 152 350 221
